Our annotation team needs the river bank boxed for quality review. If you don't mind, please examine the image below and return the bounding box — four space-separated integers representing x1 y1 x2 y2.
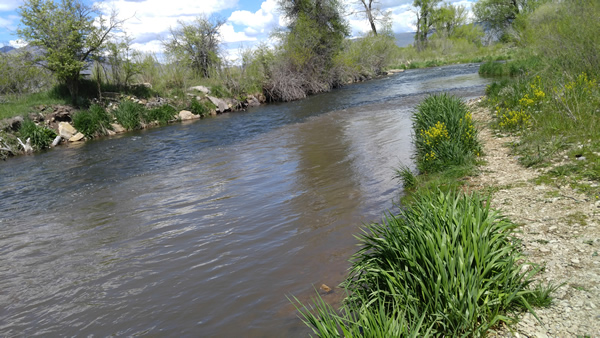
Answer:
466 99 600 337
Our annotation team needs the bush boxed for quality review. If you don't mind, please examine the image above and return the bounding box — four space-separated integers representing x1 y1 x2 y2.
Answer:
72 104 112 138
113 100 145 130
343 190 540 336
479 61 506 77
18 118 57 150
413 94 481 173
189 98 212 117
146 104 177 125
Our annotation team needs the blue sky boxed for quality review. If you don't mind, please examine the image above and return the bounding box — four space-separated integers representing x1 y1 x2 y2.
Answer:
0 0 476 59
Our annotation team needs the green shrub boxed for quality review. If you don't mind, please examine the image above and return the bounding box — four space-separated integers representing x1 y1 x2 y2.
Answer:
18 118 57 150
189 98 211 117
113 100 144 130
72 104 112 138
413 94 481 173
344 190 541 336
146 104 177 125
479 61 507 76
210 84 230 98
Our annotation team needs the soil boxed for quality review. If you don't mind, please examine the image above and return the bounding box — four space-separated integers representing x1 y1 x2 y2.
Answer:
466 98 600 337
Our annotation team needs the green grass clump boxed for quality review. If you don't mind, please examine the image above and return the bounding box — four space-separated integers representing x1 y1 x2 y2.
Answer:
479 61 507 77
189 98 212 117
113 100 145 130
292 292 431 337
18 118 57 150
72 104 112 138
295 190 550 336
345 190 540 336
146 104 177 125
413 94 481 173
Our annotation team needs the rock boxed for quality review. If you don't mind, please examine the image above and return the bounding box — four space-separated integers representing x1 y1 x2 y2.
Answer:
188 85 210 95
576 156 586 161
247 95 260 107
387 69 405 74
48 105 74 122
2 116 23 131
58 122 78 139
570 258 580 265
110 123 126 133
69 132 85 142
178 110 200 121
320 284 332 293
207 96 229 113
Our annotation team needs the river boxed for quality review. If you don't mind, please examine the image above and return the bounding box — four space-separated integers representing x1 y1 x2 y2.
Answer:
0 64 489 336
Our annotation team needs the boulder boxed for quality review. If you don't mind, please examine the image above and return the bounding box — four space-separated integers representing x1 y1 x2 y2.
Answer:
2 116 24 131
188 86 211 95
207 96 229 113
110 123 126 133
69 132 85 142
58 122 78 139
246 95 260 107
178 110 200 121
48 105 74 122
387 69 405 74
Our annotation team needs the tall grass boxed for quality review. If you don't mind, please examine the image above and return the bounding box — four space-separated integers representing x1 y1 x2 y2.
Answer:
295 190 545 336
484 1 600 172
72 104 112 138
413 94 481 173
113 100 144 130
18 118 57 150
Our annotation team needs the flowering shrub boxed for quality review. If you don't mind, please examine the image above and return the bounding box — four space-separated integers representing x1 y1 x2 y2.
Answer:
414 94 481 173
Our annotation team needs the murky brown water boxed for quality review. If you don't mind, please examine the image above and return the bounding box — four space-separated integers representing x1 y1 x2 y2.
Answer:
0 64 489 336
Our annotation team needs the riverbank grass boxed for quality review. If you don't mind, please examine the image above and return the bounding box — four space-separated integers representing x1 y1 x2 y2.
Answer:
295 189 545 336
294 93 552 336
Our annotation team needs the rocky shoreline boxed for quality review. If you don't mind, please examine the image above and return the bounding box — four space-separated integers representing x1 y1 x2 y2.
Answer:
0 85 266 159
467 98 600 337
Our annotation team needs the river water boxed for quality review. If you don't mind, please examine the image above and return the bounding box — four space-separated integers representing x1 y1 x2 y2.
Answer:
0 64 489 336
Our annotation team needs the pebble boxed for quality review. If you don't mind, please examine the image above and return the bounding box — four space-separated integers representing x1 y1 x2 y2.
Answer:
571 258 580 264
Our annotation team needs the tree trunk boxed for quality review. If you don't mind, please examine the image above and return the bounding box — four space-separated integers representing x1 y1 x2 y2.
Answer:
66 76 80 106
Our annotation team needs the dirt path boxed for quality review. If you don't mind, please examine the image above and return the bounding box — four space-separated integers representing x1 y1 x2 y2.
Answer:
466 98 600 337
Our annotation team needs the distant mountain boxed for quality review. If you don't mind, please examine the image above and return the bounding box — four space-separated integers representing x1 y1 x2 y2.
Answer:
0 45 16 53
395 32 415 48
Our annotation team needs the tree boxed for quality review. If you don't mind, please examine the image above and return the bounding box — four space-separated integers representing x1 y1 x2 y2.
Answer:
268 0 350 100
433 2 468 38
413 0 441 50
353 0 390 36
106 33 142 88
163 15 225 78
17 0 122 104
473 0 548 38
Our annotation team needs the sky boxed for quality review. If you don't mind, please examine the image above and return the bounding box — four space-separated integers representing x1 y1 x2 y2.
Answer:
0 0 477 60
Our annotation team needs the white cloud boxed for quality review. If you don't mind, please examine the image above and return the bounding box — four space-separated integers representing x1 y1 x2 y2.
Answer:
220 23 257 43
96 0 239 44
228 0 279 32
0 0 20 12
9 39 27 48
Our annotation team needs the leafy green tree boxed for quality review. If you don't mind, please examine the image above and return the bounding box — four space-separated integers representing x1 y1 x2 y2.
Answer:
163 15 225 78
278 0 349 77
17 0 123 104
473 0 548 38
106 33 142 88
413 0 441 50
